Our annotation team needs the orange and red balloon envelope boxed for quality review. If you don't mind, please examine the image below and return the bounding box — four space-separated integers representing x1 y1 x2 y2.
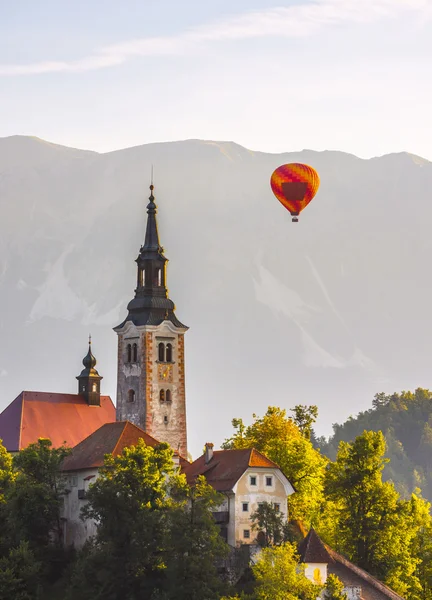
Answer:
270 163 320 222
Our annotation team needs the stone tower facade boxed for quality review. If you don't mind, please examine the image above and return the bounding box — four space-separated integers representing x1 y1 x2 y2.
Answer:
114 185 188 457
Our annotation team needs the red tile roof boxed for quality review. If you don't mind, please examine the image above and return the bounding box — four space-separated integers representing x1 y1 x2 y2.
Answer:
61 421 162 471
183 448 281 491
0 391 115 451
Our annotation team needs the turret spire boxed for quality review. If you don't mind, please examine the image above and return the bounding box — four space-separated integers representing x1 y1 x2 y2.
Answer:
77 337 103 406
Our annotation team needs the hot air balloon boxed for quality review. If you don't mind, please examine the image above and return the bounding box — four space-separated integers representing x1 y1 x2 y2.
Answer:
270 163 320 222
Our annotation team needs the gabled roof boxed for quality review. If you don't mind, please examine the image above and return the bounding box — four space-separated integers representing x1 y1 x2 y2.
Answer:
298 528 334 564
0 391 115 452
61 421 162 471
327 546 405 600
183 448 282 492
299 529 405 600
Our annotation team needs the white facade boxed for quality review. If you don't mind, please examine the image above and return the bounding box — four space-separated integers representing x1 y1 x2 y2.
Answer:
62 468 99 548
214 467 294 548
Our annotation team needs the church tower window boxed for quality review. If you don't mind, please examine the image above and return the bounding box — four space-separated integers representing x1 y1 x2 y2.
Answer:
127 344 132 363
165 389 171 403
159 389 165 402
157 268 162 286
158 342 165 362
132 343 138 362
128 390 135 403
166 343 172 362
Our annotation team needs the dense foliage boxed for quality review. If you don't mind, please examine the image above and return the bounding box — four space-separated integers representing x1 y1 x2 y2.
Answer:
318 388 432 500
3 390 432 599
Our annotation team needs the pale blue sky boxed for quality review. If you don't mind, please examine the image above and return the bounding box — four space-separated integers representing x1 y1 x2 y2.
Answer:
1 0 431 158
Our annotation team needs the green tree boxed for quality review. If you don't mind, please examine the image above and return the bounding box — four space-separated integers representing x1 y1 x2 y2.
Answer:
325 430 426 596
250 502 287 547
324 574 347 600
164 475 229 600
223 407 327 527
69 440 175 599
6 438 70 550
252 543 321 600
291 405 318 440
0 541 42 600
69 441 230 600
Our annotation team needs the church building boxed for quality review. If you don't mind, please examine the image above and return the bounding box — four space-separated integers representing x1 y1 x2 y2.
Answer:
0 184 188 459
114 184 188 457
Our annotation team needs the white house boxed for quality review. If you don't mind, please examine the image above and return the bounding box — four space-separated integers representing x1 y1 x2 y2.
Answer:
183 443 295 547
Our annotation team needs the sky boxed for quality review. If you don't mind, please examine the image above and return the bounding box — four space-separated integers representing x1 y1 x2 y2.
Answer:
1 0 432 158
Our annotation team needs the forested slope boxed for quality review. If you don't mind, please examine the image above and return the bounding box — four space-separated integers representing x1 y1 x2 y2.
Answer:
318 388 432 499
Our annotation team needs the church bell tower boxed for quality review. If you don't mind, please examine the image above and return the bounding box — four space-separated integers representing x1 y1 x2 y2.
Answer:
114 185 188 457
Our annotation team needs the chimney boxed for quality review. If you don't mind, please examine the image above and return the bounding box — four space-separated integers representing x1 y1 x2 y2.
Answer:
205 442 214 464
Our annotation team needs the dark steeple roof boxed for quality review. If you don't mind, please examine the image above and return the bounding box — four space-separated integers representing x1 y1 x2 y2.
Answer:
115 185 187 330
78 336 100 378
298 528 334 564
76 337 103 406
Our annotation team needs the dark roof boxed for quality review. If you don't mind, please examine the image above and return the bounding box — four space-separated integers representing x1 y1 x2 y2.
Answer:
298 528 334 564
0 391 115 451
327 546 405 600
114 185 187 331
61 421 161 471
299 529 405 600
183 448 282 492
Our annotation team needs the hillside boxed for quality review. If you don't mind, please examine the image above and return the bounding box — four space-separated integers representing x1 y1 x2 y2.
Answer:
318 388 432 500
1 135 432 457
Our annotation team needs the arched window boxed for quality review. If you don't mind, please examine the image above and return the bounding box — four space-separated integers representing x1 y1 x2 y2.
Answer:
132 343 138 362
128 390 135 403
127 344 132 363
157 269 162 286
166 390 171 403
164 415 168 424
142 268 146 286
313 568 322 584
166 343 172 363
159 389 165 402
92 382 97 393
158 342 165 362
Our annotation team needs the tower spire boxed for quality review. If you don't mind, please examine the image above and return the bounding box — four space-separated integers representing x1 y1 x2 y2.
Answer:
143 183 162 253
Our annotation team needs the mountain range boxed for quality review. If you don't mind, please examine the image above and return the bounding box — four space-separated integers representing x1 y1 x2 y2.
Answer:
1 135 431 458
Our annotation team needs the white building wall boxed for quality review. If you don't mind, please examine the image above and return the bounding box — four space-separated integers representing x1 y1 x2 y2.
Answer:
304 562 328 584
62 468 99 548
233 468 290 547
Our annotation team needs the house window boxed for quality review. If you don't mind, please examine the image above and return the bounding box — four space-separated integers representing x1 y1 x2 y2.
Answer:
132 343 138 362
274 503 280 512
164 415 168 424
165 389 171 403
266 476 273 487
160 390 165 402
128 390 135 403
242 502 249 512
250 476 257 486
243 530 250 539
127 344 132 363
158 342 165 362
166 343 172 362
70 476 78 487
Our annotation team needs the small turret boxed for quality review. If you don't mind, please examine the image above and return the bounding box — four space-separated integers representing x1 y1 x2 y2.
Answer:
76 336 103 406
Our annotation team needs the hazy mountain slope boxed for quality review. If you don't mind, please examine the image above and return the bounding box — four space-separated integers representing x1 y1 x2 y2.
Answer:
0 135 431 458
318 388 432 500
